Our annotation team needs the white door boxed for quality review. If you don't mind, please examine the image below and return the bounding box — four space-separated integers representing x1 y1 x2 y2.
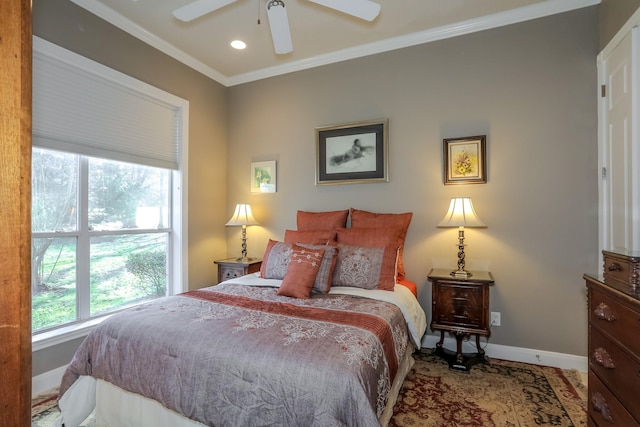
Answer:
598 27 639 254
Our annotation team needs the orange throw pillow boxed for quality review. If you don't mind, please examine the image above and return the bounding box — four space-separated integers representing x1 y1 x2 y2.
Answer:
277 245 326 299
296 210 349 231
284 229 336 245
350 208 412 279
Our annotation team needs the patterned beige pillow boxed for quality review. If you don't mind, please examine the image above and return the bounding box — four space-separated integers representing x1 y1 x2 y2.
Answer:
332 244 386 290
335 227 402 291
260 239 291 279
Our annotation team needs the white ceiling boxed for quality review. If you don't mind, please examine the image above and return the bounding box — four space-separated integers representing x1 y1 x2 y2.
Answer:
70 0 599 86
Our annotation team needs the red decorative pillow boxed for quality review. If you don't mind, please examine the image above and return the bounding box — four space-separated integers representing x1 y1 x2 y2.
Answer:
260 240 338 293
335 227 402 291
350 208 412 279
296 210 349 231
277 245 326 299
299 243 339 293
284 229 336 245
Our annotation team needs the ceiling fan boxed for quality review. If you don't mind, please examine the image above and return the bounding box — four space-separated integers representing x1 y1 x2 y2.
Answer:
172 0 381 55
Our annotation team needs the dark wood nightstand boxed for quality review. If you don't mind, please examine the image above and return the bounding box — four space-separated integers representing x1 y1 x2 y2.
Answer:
214 258 262 283
428 268 494 372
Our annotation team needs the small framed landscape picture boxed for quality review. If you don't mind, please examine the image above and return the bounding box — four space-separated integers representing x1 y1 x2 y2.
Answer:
315 119 389 186
443 135 487 185
250 161 276 193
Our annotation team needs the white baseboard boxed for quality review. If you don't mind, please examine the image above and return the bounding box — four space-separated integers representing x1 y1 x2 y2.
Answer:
32 339 588 398
32 364 67 397
420 334 588 373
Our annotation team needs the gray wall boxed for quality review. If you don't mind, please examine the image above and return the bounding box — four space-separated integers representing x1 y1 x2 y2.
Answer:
32 0 229 375
31 2 610 377
227 7 599 357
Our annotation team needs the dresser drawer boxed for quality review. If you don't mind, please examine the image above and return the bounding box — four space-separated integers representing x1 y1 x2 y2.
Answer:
603 250 640 289
589 326 640 421
589 286 640 357
588 370 640 427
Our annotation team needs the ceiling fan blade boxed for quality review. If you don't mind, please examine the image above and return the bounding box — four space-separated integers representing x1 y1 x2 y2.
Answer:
308 0 380 21
266 0 293 55
172 0 237 22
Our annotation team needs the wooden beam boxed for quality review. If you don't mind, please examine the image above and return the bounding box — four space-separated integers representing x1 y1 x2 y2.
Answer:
0 0 32 425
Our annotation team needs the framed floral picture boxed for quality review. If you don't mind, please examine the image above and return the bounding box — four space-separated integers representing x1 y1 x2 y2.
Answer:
443 135 487 185
250 161 276 193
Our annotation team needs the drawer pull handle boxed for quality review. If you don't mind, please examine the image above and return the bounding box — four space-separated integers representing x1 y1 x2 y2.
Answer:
593 347 616 369
594 302 616 322
452 297 469 301
592 392 613 422
607 262 622 272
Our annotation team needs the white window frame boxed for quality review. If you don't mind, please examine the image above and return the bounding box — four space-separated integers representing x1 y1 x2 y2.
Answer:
31 36 189 351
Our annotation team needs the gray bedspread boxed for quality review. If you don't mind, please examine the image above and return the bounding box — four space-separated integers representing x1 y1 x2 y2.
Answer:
59 282 411 426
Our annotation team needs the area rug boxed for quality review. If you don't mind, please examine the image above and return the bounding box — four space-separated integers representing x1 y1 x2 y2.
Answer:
32 349 587 427
390 350 587 427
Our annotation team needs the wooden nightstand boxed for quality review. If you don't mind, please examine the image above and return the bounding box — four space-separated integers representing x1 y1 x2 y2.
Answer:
214 258 262 283
428 268 494 372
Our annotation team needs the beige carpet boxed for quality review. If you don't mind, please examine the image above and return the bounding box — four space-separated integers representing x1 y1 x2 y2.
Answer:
32 349 587 427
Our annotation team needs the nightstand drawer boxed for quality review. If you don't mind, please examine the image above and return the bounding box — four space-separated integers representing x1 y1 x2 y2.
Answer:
435 284 483 328
435 307 481 328
220 267 246 281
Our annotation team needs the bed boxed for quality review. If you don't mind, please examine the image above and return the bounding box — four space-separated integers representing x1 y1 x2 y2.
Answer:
56 209 426 427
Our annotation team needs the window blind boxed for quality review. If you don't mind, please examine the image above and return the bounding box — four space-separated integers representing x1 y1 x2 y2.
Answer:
32 39 181 170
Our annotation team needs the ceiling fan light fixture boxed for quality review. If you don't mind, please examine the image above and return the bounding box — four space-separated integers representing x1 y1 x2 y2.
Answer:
266 0 293 55
307 0 381 21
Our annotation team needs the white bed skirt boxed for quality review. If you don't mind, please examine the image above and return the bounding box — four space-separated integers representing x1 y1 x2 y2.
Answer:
58 345 416 427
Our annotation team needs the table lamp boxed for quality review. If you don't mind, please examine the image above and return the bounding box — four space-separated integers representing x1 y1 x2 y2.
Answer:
437 197 486 278
225 204 260 262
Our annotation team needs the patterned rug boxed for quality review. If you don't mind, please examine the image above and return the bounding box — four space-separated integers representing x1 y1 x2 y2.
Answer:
32 349 587 427
390 350 587 427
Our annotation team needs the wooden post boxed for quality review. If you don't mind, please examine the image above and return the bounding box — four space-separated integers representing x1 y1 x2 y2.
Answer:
0 0 32 425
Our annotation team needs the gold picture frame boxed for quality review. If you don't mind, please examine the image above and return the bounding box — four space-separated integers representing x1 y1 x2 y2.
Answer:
443 135 487 185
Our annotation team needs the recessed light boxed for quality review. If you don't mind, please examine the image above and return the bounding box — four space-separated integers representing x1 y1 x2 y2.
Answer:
231 40 247 50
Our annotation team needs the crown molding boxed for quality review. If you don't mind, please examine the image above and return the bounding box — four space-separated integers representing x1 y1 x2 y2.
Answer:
69 0 230 85
71 0 600 87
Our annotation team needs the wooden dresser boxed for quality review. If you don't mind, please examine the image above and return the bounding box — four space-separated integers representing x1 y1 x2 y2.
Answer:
585 270 640 426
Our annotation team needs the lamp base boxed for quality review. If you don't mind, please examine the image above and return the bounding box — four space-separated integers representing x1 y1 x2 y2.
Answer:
451 269 473 278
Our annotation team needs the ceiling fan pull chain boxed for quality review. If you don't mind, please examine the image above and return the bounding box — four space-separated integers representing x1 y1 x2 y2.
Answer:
257 0 261 25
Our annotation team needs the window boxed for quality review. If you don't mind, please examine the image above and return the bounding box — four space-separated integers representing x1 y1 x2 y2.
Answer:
32 149 172 332
32 37 188 348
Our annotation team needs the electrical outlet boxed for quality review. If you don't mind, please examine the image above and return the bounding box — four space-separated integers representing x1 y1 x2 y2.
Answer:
491 311 501 327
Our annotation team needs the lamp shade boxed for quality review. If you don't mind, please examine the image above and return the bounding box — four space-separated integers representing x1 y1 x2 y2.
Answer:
437 197 486 228
225 204 260 227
